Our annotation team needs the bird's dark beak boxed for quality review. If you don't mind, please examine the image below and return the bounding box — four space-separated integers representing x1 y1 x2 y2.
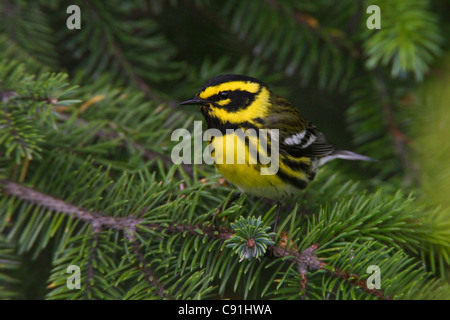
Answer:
180 97 210 106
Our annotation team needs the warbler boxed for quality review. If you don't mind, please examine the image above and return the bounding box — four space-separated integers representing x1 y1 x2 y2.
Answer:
181 74 374 229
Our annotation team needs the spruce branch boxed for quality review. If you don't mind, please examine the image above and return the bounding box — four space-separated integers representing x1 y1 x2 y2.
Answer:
132 241 170 299
55 112 195 176
72 0 181 104
0 68 79 163
0 179 436 299
0 0 59 67
363 0 443 81
6 93 60 105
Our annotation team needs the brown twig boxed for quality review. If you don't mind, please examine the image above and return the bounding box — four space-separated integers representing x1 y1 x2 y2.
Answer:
1 90 17 102
132 241 170 299
145 221 233 241
0 179 230 240
269 242 390 300
0 179 143 233
85 228 101 298
264 0 360 57
330 266 391 300
81 0 162 103
374 71 416 184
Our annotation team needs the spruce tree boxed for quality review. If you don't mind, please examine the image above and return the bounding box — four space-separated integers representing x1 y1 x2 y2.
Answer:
1 0 450 300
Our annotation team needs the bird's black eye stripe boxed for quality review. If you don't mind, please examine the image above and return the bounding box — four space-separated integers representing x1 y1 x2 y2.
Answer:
206 90 257 111
209 90 250 101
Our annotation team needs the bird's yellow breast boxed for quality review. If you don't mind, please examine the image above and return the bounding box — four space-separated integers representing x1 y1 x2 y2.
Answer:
209 132 297 199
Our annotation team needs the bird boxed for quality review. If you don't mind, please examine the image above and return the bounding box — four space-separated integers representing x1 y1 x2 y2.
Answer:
180 74 374 230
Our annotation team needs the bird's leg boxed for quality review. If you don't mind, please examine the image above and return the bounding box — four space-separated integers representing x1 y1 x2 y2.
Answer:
273 201 282 233
212 192 241 217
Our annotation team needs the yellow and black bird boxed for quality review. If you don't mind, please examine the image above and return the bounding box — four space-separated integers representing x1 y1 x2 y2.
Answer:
181 74 374 230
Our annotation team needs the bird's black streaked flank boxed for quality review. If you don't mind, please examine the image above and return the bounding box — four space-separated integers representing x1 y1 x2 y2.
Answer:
181 74 375 230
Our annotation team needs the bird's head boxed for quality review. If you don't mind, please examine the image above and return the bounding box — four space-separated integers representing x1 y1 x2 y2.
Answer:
180 74 271 127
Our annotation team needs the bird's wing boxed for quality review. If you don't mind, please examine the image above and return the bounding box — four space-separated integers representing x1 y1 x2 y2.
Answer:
260 94 335 158
280 121 335 158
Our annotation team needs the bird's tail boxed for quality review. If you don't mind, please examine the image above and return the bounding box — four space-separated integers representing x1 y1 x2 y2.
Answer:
319 150 377 166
